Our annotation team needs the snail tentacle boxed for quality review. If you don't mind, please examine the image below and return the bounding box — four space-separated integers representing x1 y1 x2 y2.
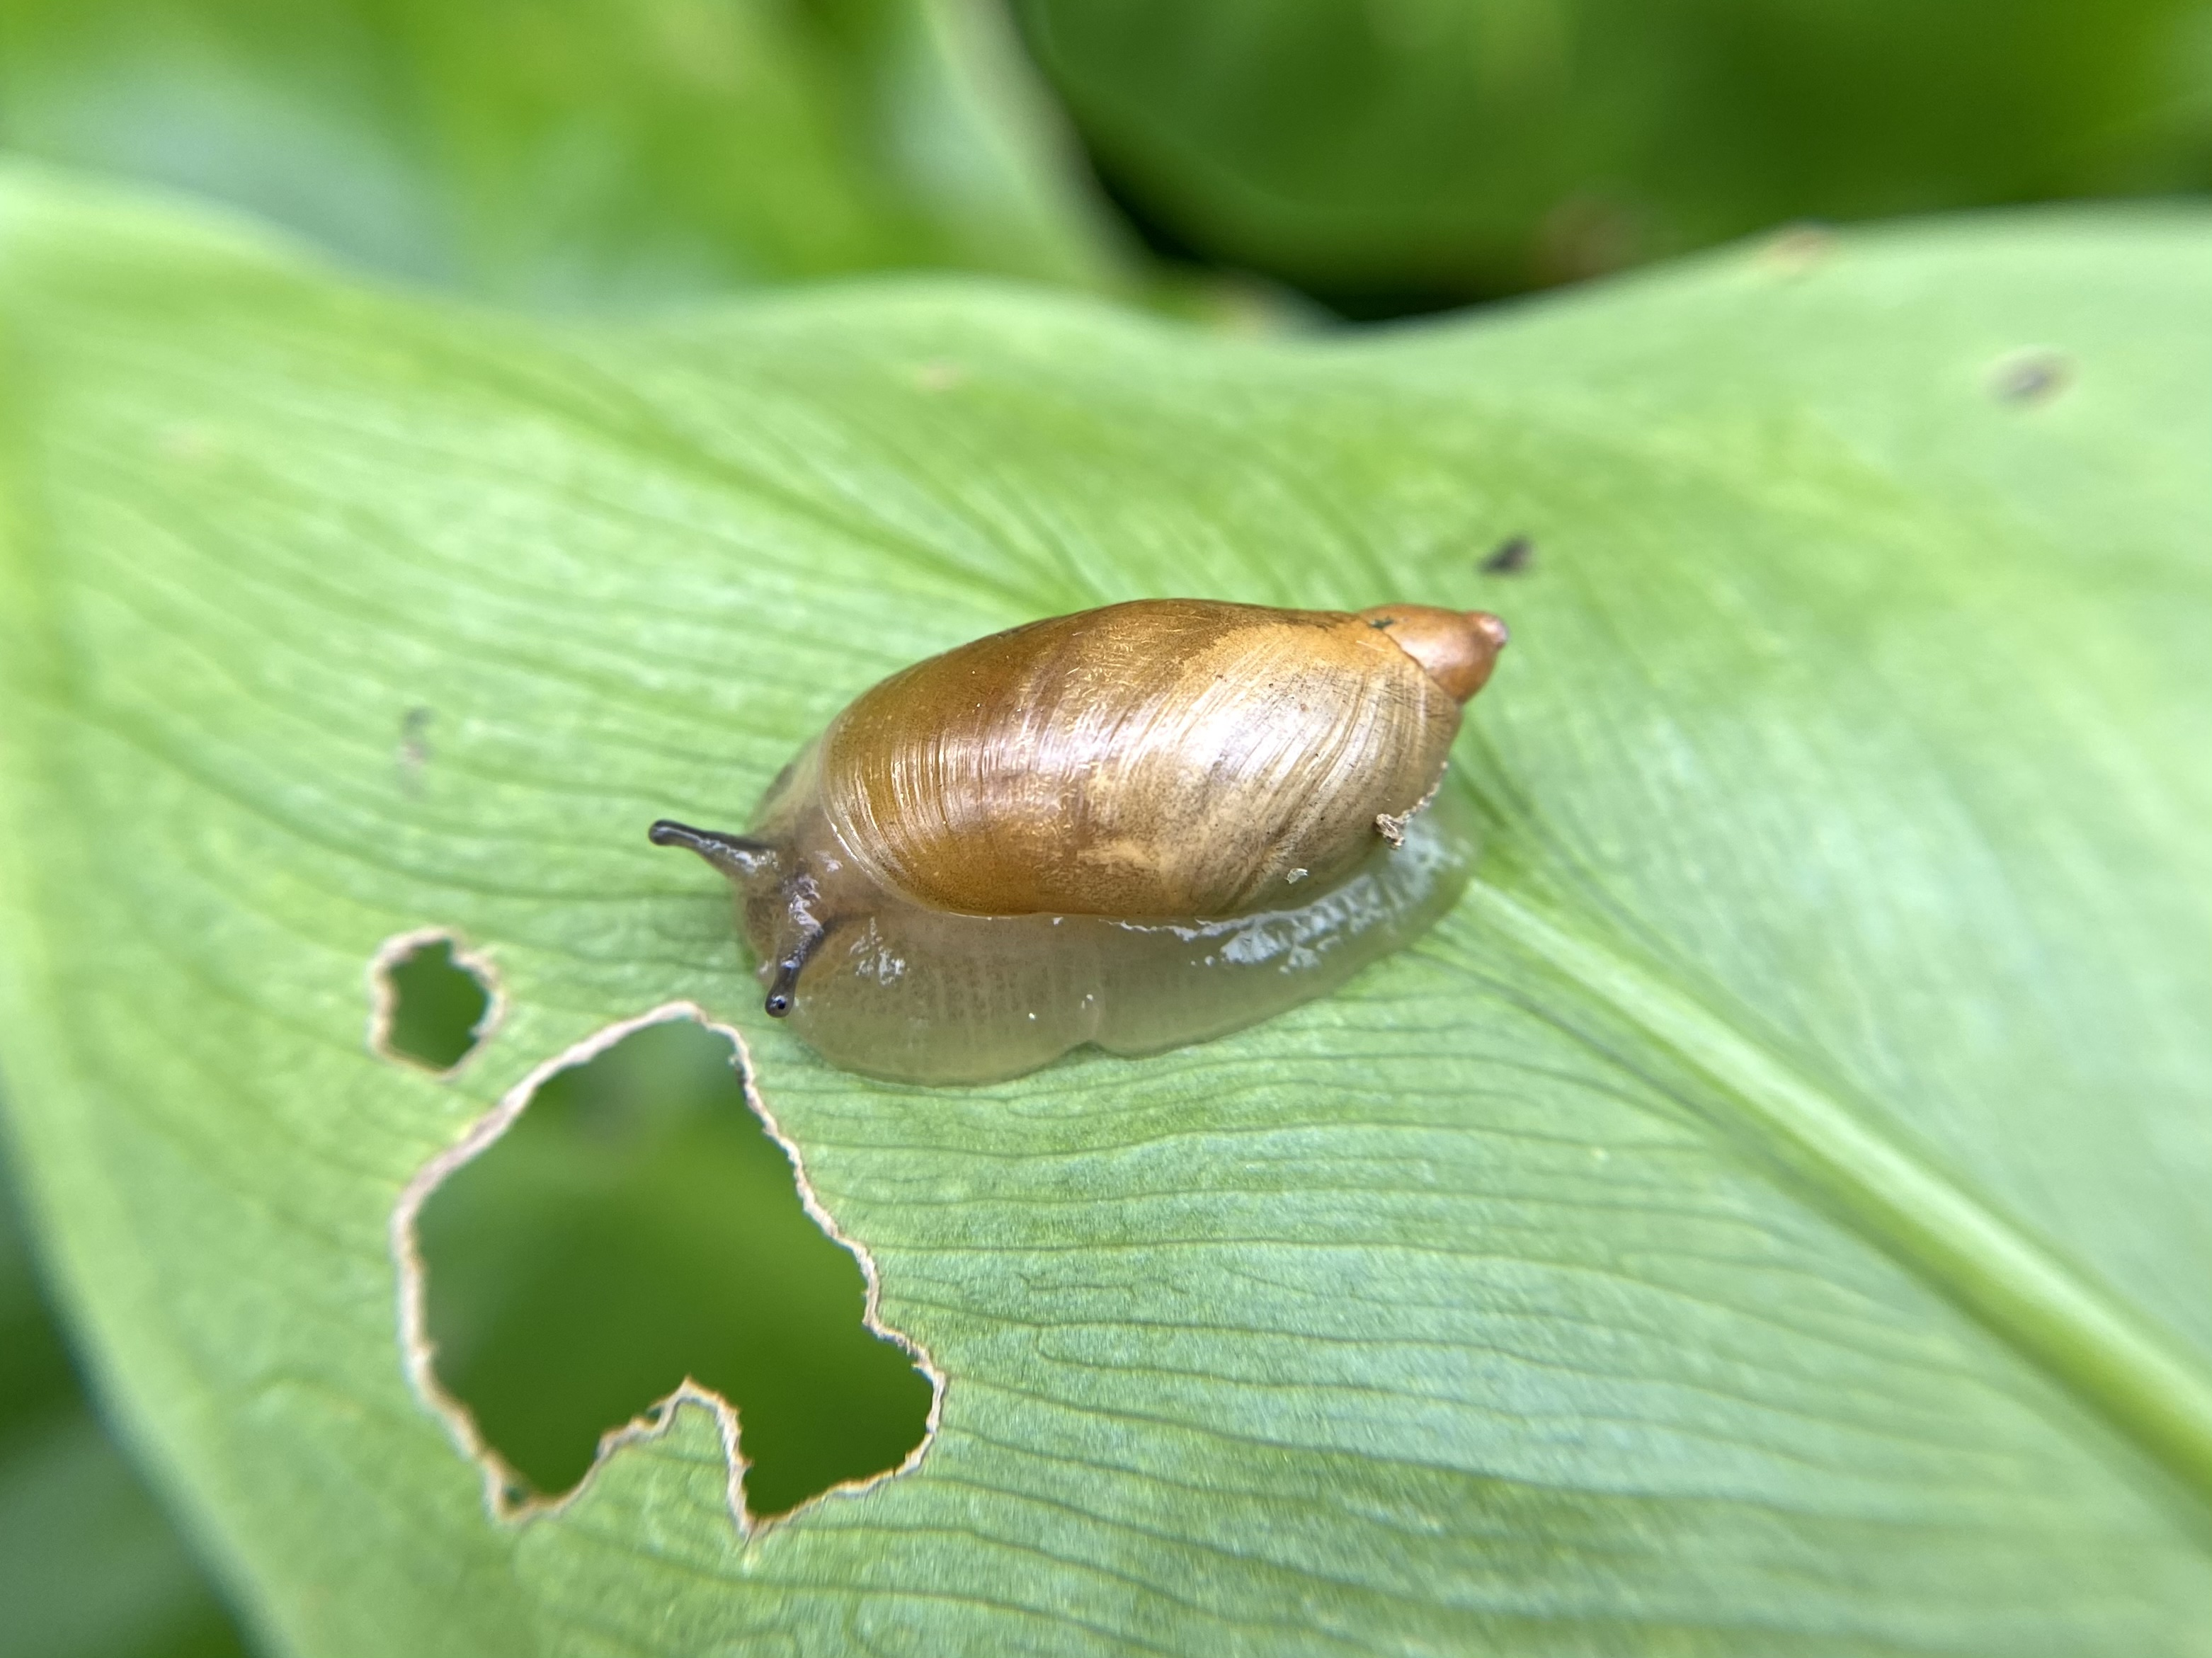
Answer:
649 818 779 879
764 919 835 1019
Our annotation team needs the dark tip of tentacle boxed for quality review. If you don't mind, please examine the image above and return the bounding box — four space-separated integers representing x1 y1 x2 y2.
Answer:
765 956 804 1019
763 927 823 1019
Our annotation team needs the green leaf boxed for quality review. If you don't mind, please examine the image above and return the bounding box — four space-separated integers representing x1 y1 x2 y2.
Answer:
3 164 2212 1652
0 1138 251 1658
0 0 1134 305
1013 0 2212 305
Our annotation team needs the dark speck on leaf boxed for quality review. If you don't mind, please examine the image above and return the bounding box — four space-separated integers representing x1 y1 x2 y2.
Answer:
1760 222 1835 275
1482 536 1535 576
398 705 434 793
1989 349 2072 407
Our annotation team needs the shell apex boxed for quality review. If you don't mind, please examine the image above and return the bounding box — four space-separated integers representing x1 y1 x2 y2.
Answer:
1355 605 1509 702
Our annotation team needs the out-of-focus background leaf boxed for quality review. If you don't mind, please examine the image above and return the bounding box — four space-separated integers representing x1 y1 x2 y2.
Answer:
0 1134 250 1658
1015 0 2212 310
0 0 1136 306
3 170 2211 1654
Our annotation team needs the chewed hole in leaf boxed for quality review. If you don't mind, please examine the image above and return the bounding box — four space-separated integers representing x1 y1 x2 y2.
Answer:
411 1014 934 1522
373 933 496 1073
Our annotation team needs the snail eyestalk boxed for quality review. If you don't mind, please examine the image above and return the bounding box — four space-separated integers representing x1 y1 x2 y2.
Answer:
763 923 830 1019
649 818 778 880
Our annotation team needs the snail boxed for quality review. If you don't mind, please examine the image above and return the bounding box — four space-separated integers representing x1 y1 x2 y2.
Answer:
651 599 1507 1085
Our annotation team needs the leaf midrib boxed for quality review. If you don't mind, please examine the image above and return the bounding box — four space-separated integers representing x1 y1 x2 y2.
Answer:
1461 877 2212 1514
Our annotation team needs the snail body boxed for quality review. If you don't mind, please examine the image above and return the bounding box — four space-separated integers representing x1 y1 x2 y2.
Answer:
654 599 1506 1084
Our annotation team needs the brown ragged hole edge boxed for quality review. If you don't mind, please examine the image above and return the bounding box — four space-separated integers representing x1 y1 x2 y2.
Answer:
366 927 507 1077
387 1000 945 1538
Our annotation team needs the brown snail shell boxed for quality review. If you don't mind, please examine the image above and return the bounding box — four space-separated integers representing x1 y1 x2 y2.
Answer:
653 599 1507 1084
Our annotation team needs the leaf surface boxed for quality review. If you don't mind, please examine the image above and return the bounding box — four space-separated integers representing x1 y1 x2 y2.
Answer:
0 1136 251 1658
1 170 2211 1653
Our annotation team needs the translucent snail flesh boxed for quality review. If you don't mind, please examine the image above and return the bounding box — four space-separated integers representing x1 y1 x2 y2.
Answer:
652 599 1507 1085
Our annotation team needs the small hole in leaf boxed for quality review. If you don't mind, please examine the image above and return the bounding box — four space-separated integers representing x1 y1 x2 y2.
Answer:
415 1017 932 1521
377 936 493 1073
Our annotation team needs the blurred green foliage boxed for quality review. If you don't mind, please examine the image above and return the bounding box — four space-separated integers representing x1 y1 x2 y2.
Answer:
0 0 1134 306
1015 0 2212 309
417 1019 933 1520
